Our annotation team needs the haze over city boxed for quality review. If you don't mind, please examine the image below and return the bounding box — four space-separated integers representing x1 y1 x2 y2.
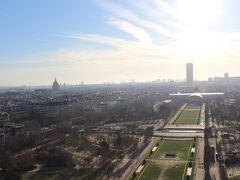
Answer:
1 0 240 86
2 1 240 180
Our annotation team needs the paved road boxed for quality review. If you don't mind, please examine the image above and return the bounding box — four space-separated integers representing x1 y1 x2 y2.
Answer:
196 138 205 180
119 137 159 180
208 117 221 180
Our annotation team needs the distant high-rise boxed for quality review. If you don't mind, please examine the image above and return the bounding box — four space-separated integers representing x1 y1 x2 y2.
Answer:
186 63 193 84
224 72 229 78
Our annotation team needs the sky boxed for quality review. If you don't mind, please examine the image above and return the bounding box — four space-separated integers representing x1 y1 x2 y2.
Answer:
1 0 240 86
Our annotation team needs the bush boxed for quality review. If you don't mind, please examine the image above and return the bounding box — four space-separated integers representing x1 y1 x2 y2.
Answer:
15 151 35 171
99 141 109 149
37 148 73 168
149 150 153 156
191 152 194 157
132 171 136 179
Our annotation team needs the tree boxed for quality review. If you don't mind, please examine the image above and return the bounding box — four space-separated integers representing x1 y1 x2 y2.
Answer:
142 159 146 165
114 133 122 148
0 149 13 172
191 152 194 157
132 172 136 179
37 148 73 168
99 141 109 149
16 151 35 171
145 126 154 137
0 147 20 179
149 150 153 156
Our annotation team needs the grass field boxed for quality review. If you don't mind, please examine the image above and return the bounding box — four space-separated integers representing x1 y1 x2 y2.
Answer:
132 140 195 180
175 109 200 125
164 163 185 180
154 140 192 160
138 161 162 180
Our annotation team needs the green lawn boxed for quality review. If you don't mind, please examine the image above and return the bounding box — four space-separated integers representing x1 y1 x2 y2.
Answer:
154 140 192 160
164 163 185 180
138 161 162 180
132 140 196 180
175 109 200 125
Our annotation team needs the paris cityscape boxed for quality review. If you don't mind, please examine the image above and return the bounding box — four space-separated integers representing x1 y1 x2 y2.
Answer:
1 1 240 180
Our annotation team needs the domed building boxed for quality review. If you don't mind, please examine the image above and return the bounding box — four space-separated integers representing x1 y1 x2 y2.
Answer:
188 93 203 103
52 78 60 91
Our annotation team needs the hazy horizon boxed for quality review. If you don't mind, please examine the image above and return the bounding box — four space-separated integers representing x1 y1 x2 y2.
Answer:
1 0 240 86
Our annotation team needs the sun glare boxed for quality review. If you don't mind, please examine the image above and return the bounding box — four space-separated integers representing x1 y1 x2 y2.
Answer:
178 30 225 60
177 0 222 28
176 0 224 59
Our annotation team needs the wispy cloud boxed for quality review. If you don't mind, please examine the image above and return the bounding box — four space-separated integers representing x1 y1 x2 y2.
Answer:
96 0 173 38
8 0 240 66
3 0 240 85
107 17 152 44
153 0 180 20
61 33 136 48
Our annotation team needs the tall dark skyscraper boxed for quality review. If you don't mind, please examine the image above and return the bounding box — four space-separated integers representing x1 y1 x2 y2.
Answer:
186 63 193 84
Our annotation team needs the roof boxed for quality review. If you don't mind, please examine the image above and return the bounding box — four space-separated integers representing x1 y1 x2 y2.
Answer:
169 92 224 97
189 93 203 99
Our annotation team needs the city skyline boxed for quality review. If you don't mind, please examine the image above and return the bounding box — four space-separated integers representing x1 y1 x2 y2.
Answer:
1 0 240 85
